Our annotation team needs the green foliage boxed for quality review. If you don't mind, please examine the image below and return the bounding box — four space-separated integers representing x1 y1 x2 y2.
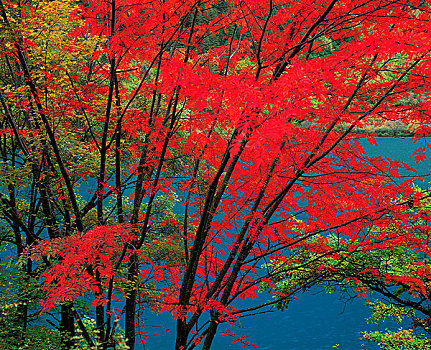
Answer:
366 301 415 325
362 329 431 350
0 245 61 350
144 194 187 266
70 315 130 350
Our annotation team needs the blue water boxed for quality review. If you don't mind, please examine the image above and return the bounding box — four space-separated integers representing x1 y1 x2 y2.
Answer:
364 137 431 186
139 137 431 350
141 290 381 350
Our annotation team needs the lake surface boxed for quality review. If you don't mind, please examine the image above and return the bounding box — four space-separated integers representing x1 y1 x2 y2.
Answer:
140 137 431 350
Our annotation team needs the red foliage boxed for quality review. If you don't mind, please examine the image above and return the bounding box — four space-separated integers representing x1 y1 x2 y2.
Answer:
1 0 431 348
26 225 137 310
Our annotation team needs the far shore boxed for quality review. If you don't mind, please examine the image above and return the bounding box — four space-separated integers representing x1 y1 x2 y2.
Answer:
351 120 416 137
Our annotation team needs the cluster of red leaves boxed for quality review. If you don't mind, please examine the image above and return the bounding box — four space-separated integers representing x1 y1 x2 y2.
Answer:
26 225 137 310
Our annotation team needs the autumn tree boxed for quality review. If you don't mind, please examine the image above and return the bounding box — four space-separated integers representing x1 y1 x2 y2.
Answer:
0 0 431 349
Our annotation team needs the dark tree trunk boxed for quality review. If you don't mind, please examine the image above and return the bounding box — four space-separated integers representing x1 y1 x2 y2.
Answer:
60 305 75 350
